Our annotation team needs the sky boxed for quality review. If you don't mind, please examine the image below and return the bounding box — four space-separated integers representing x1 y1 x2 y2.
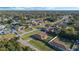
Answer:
0 7 79 10
0 0 79 7
0 0 78 10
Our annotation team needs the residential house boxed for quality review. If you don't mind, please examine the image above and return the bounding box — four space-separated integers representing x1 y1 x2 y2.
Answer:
47 26 61 34
18 26 25 33
32 32 48 40
0 25 5 34
48 36 68 51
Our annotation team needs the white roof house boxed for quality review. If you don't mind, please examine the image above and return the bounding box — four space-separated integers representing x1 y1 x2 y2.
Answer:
0 25 6 34
4 18 9 21
0 25 5 30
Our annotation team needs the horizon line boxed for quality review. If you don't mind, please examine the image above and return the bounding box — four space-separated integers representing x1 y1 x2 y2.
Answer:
0 7 79 10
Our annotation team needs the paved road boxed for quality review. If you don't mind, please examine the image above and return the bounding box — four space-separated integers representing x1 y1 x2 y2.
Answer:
20 29 38 36
17 38 39 51
52 16 69 26
13 29 40 51
48 36 58 43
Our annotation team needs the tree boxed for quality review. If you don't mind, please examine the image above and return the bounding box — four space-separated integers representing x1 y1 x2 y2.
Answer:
0 38 33 51
58 26 77 42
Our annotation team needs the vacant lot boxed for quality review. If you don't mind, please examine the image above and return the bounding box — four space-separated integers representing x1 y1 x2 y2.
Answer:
29 39 55 51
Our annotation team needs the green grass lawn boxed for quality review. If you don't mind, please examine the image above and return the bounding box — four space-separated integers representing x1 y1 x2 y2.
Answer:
25 28 33 32
22 30 41 40
33 25 45 29
0 34 16 39
29 39 55 51
45 21 53 26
